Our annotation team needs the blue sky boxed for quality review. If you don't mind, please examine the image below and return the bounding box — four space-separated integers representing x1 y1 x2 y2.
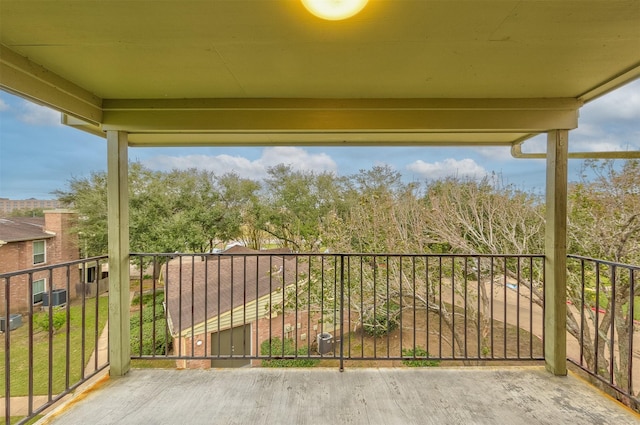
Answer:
1 79 639 200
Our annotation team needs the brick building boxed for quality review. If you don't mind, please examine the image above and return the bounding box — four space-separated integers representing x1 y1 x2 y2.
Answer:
0 210 80 314
0 198 62 215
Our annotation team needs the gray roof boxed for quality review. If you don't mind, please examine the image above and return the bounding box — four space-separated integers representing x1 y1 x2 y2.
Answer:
0 217 53 243
165 247 297 334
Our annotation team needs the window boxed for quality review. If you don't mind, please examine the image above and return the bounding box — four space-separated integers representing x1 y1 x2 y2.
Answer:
33 240 45 264
86 266 96 283
33 278 46 304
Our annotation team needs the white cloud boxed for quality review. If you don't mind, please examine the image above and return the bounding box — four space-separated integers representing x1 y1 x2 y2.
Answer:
258 147 337 173
142 147 338 179
406 158 487 180
569 80 640 152
0 98 9 112
571 136 640 152
473 146 514 161
18 101 61 126
572 118 640 152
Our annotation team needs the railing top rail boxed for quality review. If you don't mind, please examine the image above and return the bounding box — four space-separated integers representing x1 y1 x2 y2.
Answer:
0 255 109 279
567 254 640 271
130 252 544 259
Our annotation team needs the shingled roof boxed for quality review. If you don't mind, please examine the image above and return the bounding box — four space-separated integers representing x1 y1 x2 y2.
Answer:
165 247 297 336
0 217 53 243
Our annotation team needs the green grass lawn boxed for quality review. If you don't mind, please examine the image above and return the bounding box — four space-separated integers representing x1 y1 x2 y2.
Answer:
0 296 109 397
9 415 41 425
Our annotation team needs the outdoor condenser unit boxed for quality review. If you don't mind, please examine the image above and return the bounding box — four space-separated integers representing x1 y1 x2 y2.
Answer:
0 314 22 332
42 289 67 307
317 332 333 355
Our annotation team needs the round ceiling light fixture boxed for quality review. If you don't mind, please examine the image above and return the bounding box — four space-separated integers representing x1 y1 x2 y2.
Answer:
301 0 369 21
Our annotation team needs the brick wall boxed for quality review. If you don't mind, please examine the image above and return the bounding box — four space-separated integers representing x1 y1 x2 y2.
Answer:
175 309 349 369
0 210 81 314
44 210 80 265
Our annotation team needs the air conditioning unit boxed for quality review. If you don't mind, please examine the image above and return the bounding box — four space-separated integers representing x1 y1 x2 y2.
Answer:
43 289 67 307
317 332 333 355
0 314 22 332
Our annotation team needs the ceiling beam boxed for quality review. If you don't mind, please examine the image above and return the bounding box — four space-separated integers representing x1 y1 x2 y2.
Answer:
124 132 530 147
0 45 102 124
101 98 581 136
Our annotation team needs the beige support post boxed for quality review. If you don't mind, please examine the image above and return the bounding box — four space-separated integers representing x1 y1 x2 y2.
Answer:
107 130 130 377
544 129 568 376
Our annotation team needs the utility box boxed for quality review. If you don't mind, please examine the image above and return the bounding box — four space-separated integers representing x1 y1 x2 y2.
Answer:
317 332 333 355
43 289 67 307
0 314 22 332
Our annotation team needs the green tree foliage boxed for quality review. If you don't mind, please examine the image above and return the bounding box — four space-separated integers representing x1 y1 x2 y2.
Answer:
259 165 350 251
8 208 44 217
321 165 430 253
55 171 108 257
55 163 258 256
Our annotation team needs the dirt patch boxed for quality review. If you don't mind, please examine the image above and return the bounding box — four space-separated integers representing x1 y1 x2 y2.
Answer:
322 309 543 363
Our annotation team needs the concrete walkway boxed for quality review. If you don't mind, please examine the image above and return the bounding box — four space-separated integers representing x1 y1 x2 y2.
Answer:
42 367 638 425
85 320 109 376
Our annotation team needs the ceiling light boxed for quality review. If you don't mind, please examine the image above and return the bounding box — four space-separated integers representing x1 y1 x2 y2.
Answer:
301 0 369 21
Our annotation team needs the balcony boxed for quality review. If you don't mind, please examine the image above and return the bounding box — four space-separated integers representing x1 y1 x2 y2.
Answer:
2 252 639 424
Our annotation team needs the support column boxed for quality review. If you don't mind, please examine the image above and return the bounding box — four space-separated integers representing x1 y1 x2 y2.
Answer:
544 129 568 376
107 130 130 377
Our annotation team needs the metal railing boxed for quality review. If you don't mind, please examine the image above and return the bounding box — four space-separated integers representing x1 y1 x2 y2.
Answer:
6 252 640 421
130 253 545 369
566 255 640 409
1 256 109 425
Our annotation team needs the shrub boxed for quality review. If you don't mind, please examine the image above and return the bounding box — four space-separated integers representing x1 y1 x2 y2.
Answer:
130 291 171 356
401 347 440 367
131 290 164 308
130 319 171 356
130 307 165 328
260 337 319 368
362 302 401 337
33 309 67 333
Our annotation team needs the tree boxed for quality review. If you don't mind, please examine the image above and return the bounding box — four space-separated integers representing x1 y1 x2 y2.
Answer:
259 165 349 251
568 160 640 264
316 169 475 350
422 176 545 255
215 173 263 249
566 159 640 390
56 164 251 256
55 171 108 257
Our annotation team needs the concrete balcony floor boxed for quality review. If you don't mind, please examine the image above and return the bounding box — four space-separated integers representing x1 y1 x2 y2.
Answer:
43 366 638 425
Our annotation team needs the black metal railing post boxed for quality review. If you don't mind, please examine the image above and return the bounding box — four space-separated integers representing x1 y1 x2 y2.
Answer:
628 268 635 397
4 275 11 425
339 254 345 372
